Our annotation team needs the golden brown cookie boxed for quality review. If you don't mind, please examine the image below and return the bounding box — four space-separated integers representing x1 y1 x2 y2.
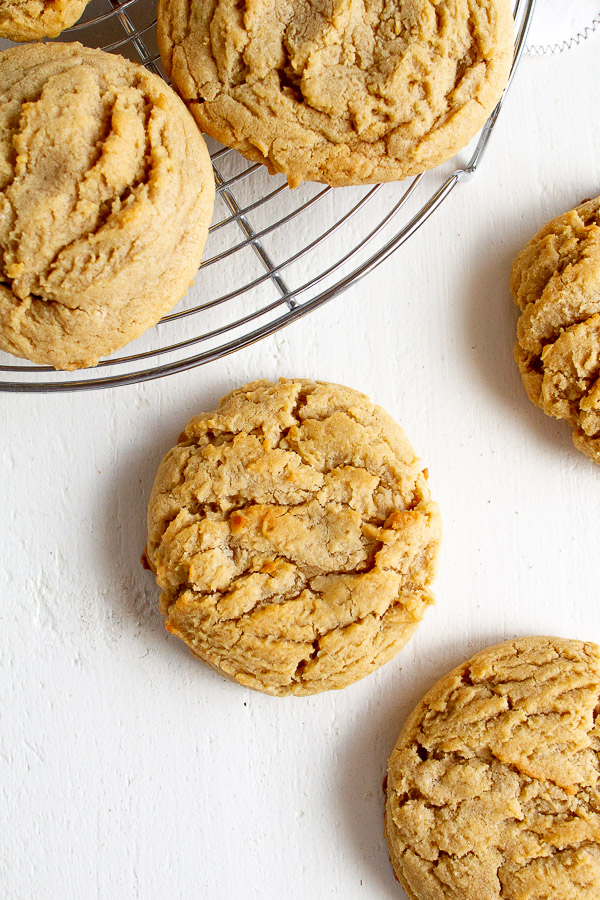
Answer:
157 0 514 187
146 379 441 696
511 197 600 464
0 0 89 41
385 636 600 900
0 42 215 370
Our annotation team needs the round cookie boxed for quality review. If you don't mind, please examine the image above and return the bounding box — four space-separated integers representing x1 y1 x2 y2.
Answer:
385 636 600 900
157 0 514 188
0 42 215 370
0 0 89 41
146 379 441 696
511 196 600 464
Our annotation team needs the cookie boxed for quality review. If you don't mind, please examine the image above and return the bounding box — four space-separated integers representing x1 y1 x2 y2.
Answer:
146 379 441 696
0 42 215 370
385 636 600 900
157 0 514 188
511 197 600 464
0 0 89 41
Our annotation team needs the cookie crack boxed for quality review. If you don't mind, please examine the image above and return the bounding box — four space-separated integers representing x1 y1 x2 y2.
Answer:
41 99 154 297
2 62 182 309
1 77 116 283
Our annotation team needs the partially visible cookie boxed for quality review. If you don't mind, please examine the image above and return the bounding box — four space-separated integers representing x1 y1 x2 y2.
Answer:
385 636 600 900
157 0 514 187
0 0 89 41
0 42 215 370
146 379 441 696
511 196 600 464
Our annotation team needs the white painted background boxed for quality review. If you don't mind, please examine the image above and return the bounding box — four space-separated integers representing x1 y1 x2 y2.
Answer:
2 31 600 900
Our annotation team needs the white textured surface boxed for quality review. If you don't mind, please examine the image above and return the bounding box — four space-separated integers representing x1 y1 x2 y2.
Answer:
525 0 600 53
2 37 600 900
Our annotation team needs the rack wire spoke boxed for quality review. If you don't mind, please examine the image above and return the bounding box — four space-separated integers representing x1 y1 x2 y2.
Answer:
0 0 536 392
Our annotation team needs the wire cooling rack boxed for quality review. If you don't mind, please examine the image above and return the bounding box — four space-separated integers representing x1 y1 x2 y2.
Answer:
0 0 535 391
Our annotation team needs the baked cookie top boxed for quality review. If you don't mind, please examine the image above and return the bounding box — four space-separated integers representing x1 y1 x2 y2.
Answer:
0 42 214 370
157 0 514 187
146 379 441 696
511 197 600 464
0 0 88 41
385 636 600 900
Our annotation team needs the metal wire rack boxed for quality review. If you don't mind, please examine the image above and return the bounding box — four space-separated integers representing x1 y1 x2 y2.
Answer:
0 0 535 392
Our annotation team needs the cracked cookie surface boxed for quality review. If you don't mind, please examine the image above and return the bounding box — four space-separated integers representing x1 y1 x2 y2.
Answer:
0 0 89 40
0 42 215 370
157 0 514 187
146 379 441 696
385 636 600 900
511 197 600 464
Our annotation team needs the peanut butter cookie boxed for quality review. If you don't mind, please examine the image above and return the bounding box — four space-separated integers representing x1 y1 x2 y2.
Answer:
146 379 441 696
157 0 514 187
0 42 215 370
512 197 600 464
385 636 600 900
0 0 89 41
